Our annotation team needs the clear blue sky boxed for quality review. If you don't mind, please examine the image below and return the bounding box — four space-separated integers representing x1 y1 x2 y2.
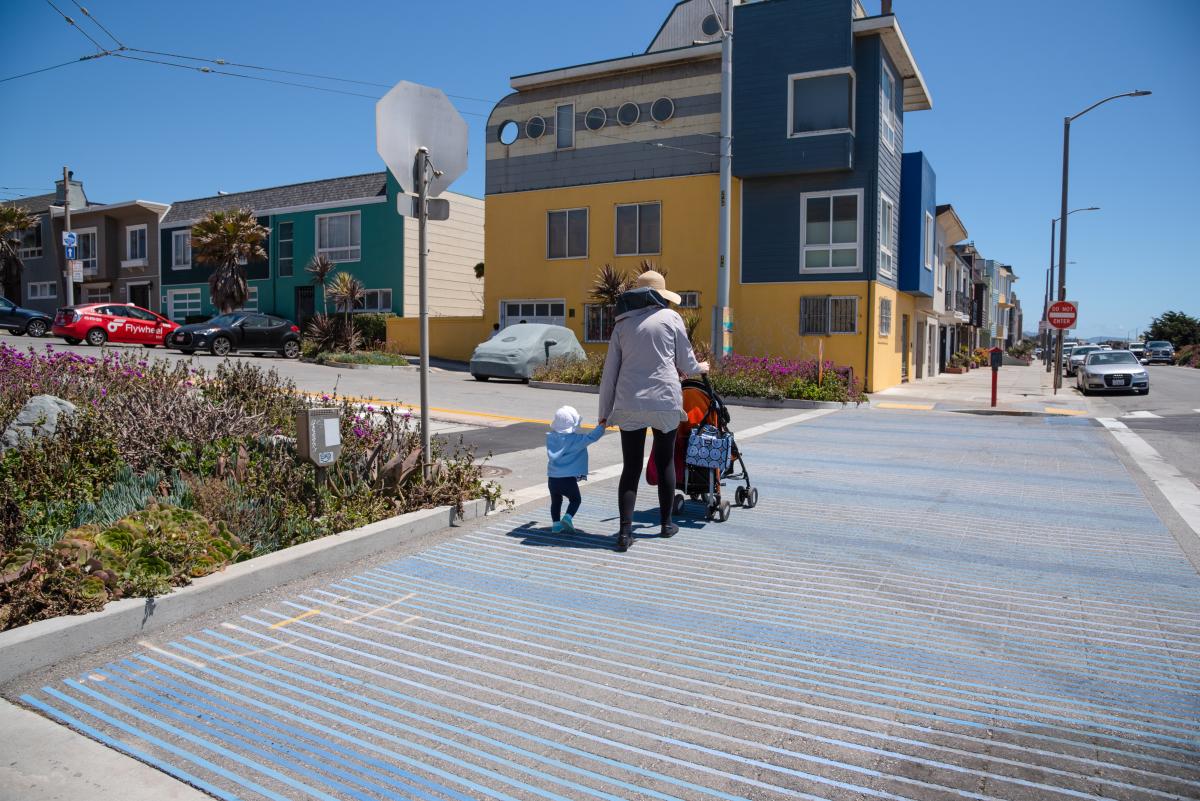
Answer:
2 0 1197 338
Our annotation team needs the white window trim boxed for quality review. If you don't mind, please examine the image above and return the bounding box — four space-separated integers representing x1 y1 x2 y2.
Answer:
879 297 893 337
924 211 935 270
171 230 192 270
786 67 856 140
556 103 575 150
614 201 662 257
123 223 148 268
18 225 43 259
677 291 700 309
878 193 896 278
73 226 98 277
315 210 362 264
798 188 864 275
28 281 57 300
277 221 295 277
546 207 588 261
880 61 897 152
353 288 393 313
498 298 567 327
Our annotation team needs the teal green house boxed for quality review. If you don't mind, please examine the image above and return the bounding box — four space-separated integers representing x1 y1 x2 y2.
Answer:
158 173 406 323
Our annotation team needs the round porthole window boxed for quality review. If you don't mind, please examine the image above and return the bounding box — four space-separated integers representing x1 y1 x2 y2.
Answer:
701 14 722 37
497 120 518 145
617 102 640 127
526 116 546 140
584 107 607 131
650 97 675 124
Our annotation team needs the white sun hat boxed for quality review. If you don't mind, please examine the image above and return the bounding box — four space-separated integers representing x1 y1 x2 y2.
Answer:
550 405 581 433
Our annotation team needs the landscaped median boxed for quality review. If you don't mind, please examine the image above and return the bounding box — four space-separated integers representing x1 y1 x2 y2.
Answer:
0 343 501 639
532 352 867 408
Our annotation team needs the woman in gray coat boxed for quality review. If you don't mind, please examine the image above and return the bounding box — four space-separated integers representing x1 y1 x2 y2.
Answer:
598 271 708 552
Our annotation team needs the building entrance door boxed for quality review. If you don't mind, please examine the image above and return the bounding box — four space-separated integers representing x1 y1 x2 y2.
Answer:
901 315 911 381
295 286 315 326
128 283 151 310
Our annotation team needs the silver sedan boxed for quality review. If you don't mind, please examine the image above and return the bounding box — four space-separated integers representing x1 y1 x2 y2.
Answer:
1076 350 1150 395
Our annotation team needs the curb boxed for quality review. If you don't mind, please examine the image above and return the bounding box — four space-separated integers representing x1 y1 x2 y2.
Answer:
528 381 858 410
0 498 491 686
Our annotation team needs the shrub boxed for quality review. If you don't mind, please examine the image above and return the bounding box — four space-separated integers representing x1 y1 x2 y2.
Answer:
305 313 362 354
352 313 395 348
532 353 605 385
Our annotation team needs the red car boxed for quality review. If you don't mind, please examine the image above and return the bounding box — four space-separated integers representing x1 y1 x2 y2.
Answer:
52 303 181 347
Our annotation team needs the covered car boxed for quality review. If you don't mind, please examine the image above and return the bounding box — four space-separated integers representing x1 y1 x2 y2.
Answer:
469 323 585 381
1076 350 1149 395
168 312 302 358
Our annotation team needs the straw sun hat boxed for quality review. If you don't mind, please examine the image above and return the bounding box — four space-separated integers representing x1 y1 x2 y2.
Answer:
633 270 682 306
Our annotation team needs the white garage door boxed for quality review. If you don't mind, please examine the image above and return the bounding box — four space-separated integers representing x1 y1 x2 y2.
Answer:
500 299 566 328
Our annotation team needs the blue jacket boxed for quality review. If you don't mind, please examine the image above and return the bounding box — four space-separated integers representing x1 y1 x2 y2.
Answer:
546 425 606 478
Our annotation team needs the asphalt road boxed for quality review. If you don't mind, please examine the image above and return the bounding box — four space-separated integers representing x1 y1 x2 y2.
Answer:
8 408 1199 801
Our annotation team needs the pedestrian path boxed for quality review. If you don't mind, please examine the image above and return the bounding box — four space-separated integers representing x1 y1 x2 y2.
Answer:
871 361 1090 416
13 409 1200 800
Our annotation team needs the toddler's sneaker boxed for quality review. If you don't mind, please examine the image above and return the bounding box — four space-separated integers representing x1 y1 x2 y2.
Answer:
551 520 565 533
561 513 576 534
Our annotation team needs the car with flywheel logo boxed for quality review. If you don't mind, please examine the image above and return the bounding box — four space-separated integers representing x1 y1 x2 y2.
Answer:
52 303 180 347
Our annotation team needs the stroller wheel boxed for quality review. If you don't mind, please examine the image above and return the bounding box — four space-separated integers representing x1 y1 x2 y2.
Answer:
705 501 716 521
745 487 759 509
673 494 686 514
735 486 747 506
717 500 731 522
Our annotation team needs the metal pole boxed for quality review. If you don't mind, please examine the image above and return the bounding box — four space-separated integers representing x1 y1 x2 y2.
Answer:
1054 118 1071 393
1044 218 1054 371
416 147 431 479
62 165 74 306
714 0 733 360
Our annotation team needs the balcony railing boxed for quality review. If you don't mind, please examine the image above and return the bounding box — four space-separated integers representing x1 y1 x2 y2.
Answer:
944 288 954 309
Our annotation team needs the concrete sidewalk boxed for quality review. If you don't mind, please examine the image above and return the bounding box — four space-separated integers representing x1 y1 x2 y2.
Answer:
870 359 1089 415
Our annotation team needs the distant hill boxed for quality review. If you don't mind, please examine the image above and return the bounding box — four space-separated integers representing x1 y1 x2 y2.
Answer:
1085 335 1133 343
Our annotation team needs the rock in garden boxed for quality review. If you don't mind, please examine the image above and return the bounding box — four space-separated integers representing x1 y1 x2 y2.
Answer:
1 395 77 452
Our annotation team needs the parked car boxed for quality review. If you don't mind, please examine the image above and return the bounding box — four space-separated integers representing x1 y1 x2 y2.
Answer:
1065 344 1101 376
1144 340 1176 364
0 296 53 337
168 312 302 358
469 323 585 381
52 303 179 347
1129 342 1146 360
1076 350 1149 395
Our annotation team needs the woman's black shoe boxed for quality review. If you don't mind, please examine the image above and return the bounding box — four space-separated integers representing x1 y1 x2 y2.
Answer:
660 521 679 538
616 528 633 552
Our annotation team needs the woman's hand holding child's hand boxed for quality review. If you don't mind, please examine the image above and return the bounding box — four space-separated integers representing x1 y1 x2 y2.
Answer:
697 361 710 374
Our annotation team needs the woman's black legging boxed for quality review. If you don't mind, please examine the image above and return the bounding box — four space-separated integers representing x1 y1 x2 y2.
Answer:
618 427 678 529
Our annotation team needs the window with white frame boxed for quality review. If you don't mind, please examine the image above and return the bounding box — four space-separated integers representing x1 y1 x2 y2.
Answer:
879 297 892 336
615 202 661 256
878 195 895 276
167 288 201 321
77 229 97 276
547 208 588 259
84 286 109 303
923 212 934 270
19 225 42 259
556 103 574 150
677 291 699 309
125 224 147 264
172 230 192 269
232 286 259 312
355 288 393 313
277 221 294 277
28 281 56 300
799 296 858 335
881 62 897 151
800 189 862 272
316 211 361 262
584 303 617 343
788 68 854 138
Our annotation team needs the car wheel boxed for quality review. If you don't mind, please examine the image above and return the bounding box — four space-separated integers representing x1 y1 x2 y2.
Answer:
472 374 489 381
25 319 48 337
85 328 107 347
281 340 301 359
64 337 80 345
210 336 232 357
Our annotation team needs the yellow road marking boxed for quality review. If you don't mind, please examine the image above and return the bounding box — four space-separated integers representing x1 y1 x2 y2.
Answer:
876 402 935 411
301 391 615 430
1043 407 1087 416
269 608 321 629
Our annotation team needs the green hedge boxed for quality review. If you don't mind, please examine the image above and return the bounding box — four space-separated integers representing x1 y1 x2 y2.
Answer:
352 313 395 347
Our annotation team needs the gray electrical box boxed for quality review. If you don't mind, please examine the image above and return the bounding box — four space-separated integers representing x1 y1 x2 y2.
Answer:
296 408 342 467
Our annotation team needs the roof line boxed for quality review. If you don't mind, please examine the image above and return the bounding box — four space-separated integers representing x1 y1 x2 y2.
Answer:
510 42 721 91
170 171 388 205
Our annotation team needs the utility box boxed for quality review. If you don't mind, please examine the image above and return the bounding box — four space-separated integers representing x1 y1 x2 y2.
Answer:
989 347 1003 370
296 408 342 467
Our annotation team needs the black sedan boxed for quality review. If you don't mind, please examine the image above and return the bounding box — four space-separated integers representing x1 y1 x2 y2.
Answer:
168 312 301 358
0 296 53 338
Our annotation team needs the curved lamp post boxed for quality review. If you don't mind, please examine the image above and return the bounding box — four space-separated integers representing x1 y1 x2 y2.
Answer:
1045 208 1098 370
1054 90 1151 391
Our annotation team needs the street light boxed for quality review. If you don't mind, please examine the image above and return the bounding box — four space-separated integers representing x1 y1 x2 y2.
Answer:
1053 90 1151 391
1044 208 1098 371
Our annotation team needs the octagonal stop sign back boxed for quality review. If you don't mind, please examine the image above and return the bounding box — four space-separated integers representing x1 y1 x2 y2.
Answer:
376 81 469 198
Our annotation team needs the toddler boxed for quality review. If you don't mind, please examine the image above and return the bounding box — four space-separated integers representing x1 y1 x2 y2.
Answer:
546 405 606 533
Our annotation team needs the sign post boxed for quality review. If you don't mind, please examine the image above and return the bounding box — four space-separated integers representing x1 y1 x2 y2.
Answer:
989 346 1003 407
61 166 75 306
377 81 468 479
1047 301 1078 395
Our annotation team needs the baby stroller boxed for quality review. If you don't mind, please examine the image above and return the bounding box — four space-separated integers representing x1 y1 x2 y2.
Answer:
647 376 757 522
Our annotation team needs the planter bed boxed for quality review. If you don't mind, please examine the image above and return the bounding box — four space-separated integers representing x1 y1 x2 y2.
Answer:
529 380 860 409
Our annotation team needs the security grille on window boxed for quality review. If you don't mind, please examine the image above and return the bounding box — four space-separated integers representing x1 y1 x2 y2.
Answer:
615 202 661 256
879 195 895 276
316 211 361 262
126 225 147 262
677 291 699 309
801 191 860 271
547 208 587 259
19 226 42 259
355 289 393 312
789 69 853 137
28 282 56 300
556 104 574 149
277 221 294 277
584 304 617 343
172 230 192 269
879 298 892 336
800 296 857 335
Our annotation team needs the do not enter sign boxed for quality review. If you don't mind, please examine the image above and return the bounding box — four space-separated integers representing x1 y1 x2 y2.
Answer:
1048 300 1078 330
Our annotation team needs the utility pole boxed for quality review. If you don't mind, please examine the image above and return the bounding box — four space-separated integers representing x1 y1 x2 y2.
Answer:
711 0 733 361
1044 219 1054 371
62 165 75 306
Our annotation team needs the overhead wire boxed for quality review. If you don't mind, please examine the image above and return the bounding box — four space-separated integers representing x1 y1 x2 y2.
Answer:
42 0 109 53
68 0 124 48
0 53 105 84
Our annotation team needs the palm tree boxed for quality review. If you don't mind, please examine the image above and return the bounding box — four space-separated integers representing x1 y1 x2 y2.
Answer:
305 254 336 314
191 209 268 314
325 270 365 343
589 263 632 307
0 205 37 301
